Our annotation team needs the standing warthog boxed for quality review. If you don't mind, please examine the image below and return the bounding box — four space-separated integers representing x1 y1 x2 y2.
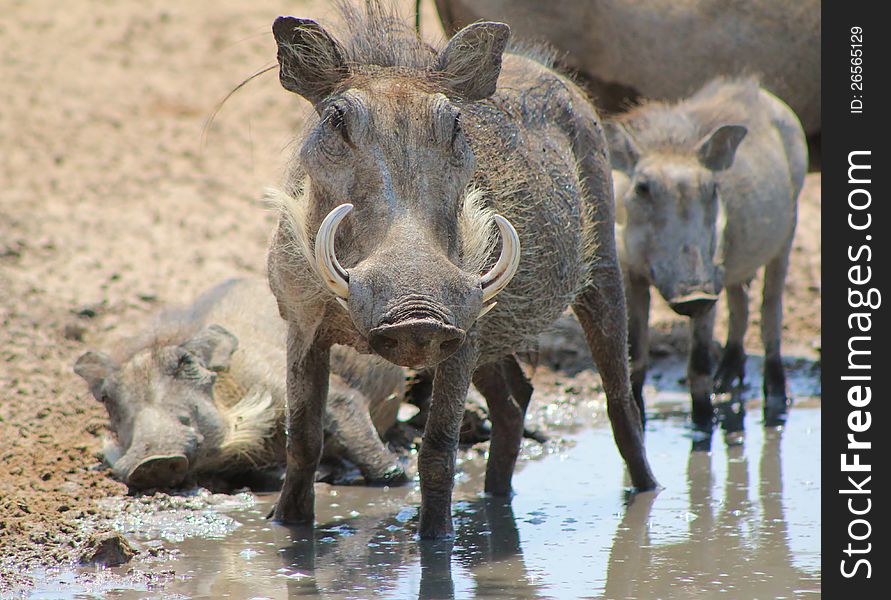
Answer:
73 278 408 489
606 78 806 431
433 0 821 136
266 1 656 538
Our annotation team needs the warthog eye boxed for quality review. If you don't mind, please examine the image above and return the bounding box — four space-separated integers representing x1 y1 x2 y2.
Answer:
323 103 351 145
173 351 201 378
451 113 462 145
634 181 651 197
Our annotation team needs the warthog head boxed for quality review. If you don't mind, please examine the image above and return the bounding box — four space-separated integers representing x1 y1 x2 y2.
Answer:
74 325 239 489
607 120 747 317
271 14 519 368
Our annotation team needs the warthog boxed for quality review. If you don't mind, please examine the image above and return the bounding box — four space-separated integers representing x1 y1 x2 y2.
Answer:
433 0 821 136
606 78 806 431
266 1 656 537
73 278 408 489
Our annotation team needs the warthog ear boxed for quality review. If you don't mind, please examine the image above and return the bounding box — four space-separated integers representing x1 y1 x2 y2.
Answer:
180 325 239 372
436 21 510 102
73 351 117 392
697 124 748 171
604 121 640 173
272 16 347 105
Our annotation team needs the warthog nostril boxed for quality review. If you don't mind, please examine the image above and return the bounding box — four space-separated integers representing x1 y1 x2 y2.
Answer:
439 337 462 355
369 332 399 354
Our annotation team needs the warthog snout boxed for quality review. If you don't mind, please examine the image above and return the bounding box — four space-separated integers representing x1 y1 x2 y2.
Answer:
126 454 190 489
312 203 521 368
314 204 520 319
668 292 719 317
369 319 466 367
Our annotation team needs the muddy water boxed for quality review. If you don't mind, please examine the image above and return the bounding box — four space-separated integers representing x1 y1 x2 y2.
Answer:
25 373 821 599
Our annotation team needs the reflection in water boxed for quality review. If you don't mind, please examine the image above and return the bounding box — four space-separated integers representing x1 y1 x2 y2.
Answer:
604 428 818 598
278 498 546 599
272 426 816 599
26 409 820 598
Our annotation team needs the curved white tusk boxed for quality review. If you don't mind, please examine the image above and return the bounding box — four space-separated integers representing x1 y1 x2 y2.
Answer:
480 214 521 303
314 203 353 299
478 301 497 319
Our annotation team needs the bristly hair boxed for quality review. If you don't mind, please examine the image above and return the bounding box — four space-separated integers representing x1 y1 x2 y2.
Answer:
617 76 763 153
332 0 436 71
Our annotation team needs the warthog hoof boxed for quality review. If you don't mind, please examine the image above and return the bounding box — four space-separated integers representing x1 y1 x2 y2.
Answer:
763 394 790 428
715 344 747 393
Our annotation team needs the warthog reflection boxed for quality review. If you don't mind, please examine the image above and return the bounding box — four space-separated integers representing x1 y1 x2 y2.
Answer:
605 429 817 598
274 428 814 599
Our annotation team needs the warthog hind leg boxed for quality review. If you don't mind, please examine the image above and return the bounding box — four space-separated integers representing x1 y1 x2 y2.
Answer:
574 265 658 492
625 272 651 424
472 355 533 496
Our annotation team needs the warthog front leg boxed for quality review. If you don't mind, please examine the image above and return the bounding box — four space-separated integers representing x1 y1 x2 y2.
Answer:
688 305 717 434
625 272 651 422
472 355 533 496
715 283 749 393
761 237 793 427
273 325 330 525
574 263 658 492
418 340 478 539
325 376 407 485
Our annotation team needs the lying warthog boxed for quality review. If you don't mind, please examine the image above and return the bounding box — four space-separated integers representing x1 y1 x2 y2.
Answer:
266 1 656 537
73 278 408 489
433 0 821 136
607 78 806 431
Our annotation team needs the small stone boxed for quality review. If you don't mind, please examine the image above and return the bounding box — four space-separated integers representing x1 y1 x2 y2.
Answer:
74 302 105 319
63 321 87 341
79 531 136 567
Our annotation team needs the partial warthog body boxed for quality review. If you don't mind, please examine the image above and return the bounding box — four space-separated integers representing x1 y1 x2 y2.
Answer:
433 0 821 136
74 278 407 489
607 78 806 430
266 1 656 537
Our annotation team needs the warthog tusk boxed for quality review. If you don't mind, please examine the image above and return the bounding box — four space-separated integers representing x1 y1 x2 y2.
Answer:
315 203 352 299
480 214 521 303
478 301 497 318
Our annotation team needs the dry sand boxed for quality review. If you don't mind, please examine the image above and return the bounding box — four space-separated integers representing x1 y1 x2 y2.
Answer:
0 0 820 592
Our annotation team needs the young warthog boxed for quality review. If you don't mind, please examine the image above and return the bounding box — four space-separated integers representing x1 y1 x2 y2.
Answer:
266 1 656 537
606 78 806 431
73 278 407 489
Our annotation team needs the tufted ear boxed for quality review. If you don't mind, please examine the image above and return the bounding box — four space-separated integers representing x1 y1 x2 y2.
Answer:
604 121 641 174
73 351 117 394
696 124 748 171
180 325 239 372
435 21 510 102
272 16 348 105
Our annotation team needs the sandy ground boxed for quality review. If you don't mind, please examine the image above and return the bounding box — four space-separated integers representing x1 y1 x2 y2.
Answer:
0 0 820 593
